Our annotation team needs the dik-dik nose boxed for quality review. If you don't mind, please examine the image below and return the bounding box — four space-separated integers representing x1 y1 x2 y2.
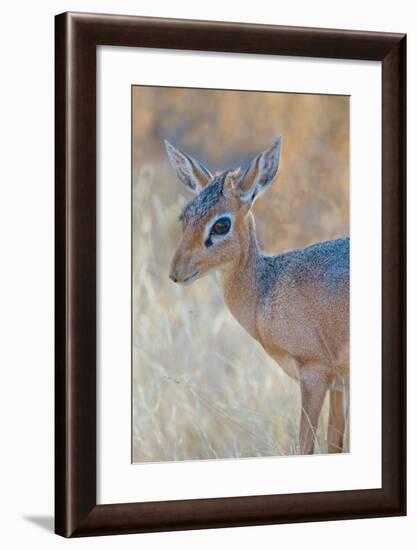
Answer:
169 252 181 283
169 247 196 284
169 269 179 283
169 257 184 283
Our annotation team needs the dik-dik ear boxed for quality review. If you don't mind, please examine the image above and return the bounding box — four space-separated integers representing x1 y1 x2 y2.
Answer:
164 140 213 194
234 138 282 204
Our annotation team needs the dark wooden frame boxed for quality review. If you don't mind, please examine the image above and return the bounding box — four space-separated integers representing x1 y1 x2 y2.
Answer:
55 11 406 538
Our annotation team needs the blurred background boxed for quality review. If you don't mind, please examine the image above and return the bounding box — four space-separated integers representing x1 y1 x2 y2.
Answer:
132 86 349 462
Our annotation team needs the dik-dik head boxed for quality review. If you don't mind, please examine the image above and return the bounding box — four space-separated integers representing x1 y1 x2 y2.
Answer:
165 138 282 284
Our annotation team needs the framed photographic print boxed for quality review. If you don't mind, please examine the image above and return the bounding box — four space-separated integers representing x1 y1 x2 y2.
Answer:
55 12 406 537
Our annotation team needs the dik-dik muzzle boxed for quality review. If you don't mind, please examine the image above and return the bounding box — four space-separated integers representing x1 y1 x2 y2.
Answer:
169 235 202 284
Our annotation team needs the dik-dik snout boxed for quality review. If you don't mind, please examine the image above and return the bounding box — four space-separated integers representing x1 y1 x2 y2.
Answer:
169 237 201 284
165 138 282 285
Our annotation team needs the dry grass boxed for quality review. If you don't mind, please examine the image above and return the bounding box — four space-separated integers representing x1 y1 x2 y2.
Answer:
132 87 349 463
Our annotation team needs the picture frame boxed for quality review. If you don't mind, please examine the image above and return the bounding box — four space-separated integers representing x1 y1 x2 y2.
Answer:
55 11 406 537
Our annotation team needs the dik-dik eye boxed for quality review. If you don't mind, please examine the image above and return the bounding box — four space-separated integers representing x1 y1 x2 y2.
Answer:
211 217 231 236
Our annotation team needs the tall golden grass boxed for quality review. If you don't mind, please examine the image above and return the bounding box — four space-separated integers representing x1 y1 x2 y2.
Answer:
132 86 349 462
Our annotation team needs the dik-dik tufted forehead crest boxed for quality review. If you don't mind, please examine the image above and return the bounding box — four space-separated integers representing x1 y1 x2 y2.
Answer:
165 137 282 209
179 171 231 226
178 167 241 224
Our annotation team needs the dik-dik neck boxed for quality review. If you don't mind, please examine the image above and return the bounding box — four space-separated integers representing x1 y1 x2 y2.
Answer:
218 212 262 338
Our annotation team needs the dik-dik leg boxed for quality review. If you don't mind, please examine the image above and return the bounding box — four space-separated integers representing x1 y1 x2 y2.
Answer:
299 363 332 455
327 388 346 453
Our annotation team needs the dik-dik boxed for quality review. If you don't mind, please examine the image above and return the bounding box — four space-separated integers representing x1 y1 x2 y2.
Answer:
165 137 349 454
